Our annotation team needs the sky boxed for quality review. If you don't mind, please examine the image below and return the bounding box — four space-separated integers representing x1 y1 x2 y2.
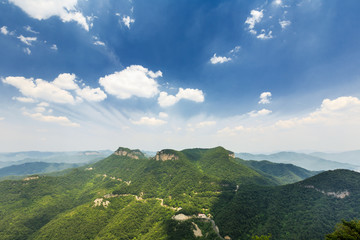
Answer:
1 0 360 153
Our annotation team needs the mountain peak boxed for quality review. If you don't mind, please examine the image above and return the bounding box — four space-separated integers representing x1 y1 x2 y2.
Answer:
114 147 145 159
154 149 180 161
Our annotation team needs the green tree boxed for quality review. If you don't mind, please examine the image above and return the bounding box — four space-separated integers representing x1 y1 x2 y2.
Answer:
252 234 271 240
326 219 360 240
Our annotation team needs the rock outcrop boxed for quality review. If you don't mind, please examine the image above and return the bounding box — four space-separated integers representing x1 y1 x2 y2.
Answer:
228 152 235 159
114 147 145 159
155 150 179 161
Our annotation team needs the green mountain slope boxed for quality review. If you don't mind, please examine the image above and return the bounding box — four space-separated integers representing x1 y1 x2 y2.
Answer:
213 169 360 240
0 146 272 240
1 147 358 240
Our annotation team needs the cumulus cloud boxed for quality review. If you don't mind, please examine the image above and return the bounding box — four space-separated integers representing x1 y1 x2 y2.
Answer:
210 54 232 64
245 9 263 34
99 65 161 99
3 76 76 104
132 117 167 126
53 73 78 90
275 96 360 129
177 88 204 102
9 0 90 31
249 108 272 117
259 92 272 104
0 26 8 35
122 15 135 29
23 111 79 127
158 92 178 107
279 20 291 29
3 73 107 104
158 88 205 107
76 86 107 102
257 30 273 39
18 35 37 45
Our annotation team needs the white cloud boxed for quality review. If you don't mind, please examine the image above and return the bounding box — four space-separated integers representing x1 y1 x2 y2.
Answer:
94 40 105 46
279 20 291 29
76 86 107 102
158 88 205 107
4 73 108 104
50 44 58 50
53 73 78 90
275 96 360 129
0 26 8 35
24 25 39 34
210 54 232 64
99 65 160 99
0 117 4 121
245 9 263 34
23 47 31 55
12 96 36 103
257 30 273 39
122 15 135 29
249 108 272 117
259 92 272 104
23 111 79 127
158 92 178 107
18 35 37 45
3 76 76 104
132 117 167 126
159 112 168 119
176 88 204 103
9 0 90 31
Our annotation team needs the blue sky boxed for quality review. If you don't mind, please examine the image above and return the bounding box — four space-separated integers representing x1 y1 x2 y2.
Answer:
1 0 360 153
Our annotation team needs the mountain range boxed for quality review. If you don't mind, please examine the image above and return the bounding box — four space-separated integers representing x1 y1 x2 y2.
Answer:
0 146 359 239
236 151 360 171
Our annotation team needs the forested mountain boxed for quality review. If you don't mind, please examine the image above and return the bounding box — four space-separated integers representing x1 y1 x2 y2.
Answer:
0 147 358 240
213 169 360 240
236 152 359 171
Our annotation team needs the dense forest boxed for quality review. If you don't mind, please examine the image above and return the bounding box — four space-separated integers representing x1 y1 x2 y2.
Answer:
0 146 359 239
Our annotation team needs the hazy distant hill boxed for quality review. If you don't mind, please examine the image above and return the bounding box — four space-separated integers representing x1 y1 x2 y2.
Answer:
310 150 360 166
0 150 113 168
236 151 359 171
0 162 83 178
237 159 319 184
